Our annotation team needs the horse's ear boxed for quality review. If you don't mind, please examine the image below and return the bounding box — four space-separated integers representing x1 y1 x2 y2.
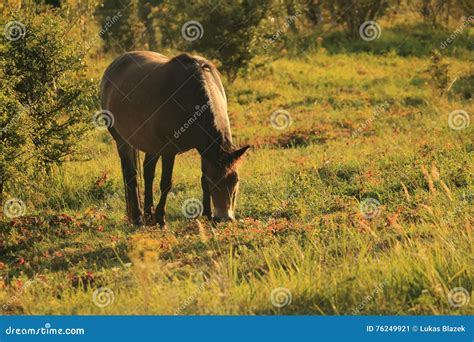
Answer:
230 145 250 162
217 146 250 168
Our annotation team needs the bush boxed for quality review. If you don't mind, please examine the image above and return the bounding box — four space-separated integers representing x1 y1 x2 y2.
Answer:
157 0 272 81
326 0 390 38
411 0 471 28
0 5 95 199
449 74 473 100
96 0 146 52
428 49 450 96
0 70 29 197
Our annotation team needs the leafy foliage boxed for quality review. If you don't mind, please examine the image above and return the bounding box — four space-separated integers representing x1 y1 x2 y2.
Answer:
326 0 390 37
96 0 146 52
0 0 472 316
157 0 272 81
428 49 450 96
0 6 95 195
0 69 29 195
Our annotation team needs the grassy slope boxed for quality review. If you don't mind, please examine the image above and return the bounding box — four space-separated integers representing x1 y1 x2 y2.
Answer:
0 51 472 315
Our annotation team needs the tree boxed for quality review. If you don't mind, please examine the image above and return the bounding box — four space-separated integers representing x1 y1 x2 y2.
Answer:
305 0 323 26
158 0 272 81
1 5 95 198
419 0 448 28
96 0 146 52
138 0 163 51
428 49 450 96
412 0 472 28
0 70 29 202
326 0 390 37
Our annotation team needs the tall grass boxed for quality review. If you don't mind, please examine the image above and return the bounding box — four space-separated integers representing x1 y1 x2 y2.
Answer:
0 50 472 315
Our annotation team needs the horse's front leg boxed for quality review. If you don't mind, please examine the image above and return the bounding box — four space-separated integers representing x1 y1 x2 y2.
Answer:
143 153 159 225
155 154 175 227
201 158 212 220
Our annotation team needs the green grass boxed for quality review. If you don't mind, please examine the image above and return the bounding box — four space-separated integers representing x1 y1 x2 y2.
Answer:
0 50 472 315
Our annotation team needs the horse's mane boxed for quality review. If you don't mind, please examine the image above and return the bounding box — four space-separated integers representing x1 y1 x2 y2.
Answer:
169 54 233 165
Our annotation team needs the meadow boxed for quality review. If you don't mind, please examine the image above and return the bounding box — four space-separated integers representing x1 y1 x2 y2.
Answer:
0 15 473 315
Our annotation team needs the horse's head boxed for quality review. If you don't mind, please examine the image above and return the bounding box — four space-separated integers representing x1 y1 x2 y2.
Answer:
202 145 250 222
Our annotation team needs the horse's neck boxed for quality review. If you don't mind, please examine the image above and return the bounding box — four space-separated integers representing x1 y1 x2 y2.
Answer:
197 70 232 159
199 122 232 161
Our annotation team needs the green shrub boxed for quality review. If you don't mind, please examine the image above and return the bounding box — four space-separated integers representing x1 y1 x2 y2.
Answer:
0 5 95 198
96 0 146 52
157 0 272 81
428 49 450 96
326 0 390 38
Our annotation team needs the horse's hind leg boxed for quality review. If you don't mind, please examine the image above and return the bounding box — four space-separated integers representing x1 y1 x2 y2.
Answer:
109 128 143 226
143 153 159 225
155 154 175 227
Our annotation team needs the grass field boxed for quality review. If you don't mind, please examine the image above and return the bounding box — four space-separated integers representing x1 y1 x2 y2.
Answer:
0 48 472 315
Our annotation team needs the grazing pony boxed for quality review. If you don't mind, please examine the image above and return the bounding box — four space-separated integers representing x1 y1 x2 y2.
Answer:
100 51 249 226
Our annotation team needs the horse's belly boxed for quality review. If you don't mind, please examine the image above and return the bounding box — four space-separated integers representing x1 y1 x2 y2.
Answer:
112 117 162 154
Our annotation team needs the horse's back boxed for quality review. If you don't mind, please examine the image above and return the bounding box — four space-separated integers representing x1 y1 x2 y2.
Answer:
100 51 229 155
100 52 177 153
100 51 169 108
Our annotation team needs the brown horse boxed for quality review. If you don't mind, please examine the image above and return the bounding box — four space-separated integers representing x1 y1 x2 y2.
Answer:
100 51 249 226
